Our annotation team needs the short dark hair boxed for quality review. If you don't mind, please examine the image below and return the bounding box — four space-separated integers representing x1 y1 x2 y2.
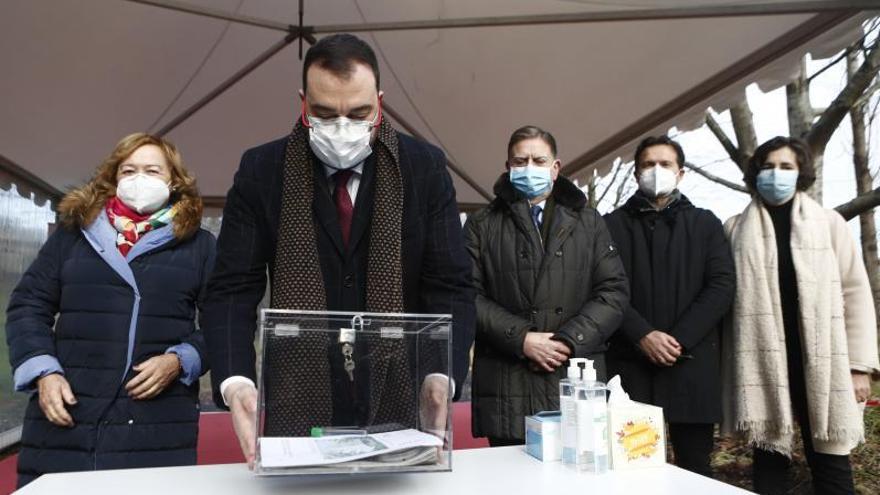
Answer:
745 136 816 191
302 34 380 91
507 125 558 158
634 135 685 168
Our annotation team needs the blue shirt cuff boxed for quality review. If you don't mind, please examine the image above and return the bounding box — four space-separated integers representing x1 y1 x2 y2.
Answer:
13 354 64 392
166 344 201 386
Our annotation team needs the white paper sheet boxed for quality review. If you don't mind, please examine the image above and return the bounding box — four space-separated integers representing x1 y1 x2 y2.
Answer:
259 429 443 468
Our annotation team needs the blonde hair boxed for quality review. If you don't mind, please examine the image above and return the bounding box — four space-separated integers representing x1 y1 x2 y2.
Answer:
58 133 203 239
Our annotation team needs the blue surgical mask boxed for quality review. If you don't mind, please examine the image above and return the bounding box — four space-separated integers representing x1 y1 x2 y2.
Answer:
756 168 798 206
509 166 552 199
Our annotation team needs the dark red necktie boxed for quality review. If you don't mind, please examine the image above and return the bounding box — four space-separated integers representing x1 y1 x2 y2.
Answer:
333 170 354 248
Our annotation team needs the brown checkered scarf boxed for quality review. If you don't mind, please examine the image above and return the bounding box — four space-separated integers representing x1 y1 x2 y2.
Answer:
264 118 416 436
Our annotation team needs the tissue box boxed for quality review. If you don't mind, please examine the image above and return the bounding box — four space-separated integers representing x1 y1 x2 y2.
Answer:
608 401 666 470
525 411 562 462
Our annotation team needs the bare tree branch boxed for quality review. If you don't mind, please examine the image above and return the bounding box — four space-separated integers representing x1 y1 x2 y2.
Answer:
586 171 598 208
705 112 742 164
835 187 880 220
806 36 880 152
852 78 880 110
838 65 880 217
683 161 749 193
805 17 879 84
806 19 878 84
596 160 625 206
807 46 852 83
613 163 634 208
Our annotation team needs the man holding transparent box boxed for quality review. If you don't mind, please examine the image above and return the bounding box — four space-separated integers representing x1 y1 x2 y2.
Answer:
201 34 475 468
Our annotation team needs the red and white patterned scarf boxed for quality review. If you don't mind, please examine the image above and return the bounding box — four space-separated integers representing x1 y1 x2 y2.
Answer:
106 196 176 256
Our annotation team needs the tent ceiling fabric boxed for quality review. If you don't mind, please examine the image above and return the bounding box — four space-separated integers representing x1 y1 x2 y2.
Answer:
0 1 874 205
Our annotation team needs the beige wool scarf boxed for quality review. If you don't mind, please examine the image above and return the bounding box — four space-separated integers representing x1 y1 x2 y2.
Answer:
722 193 863 456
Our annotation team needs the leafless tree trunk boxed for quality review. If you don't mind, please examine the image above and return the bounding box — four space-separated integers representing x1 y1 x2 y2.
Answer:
787 59 823 202
787 59 815 140
730 100 757 172
848 50 880 334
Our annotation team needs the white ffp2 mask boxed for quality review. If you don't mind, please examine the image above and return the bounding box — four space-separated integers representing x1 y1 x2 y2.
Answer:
116 174 170 214
638 165 678 198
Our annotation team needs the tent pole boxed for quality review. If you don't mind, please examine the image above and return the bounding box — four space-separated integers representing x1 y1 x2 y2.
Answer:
154 33 300 136
124 0 292 31
381 104 493 201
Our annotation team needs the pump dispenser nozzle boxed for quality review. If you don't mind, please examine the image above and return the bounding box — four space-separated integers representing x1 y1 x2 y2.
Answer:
566 358 589 380
582 359 597 382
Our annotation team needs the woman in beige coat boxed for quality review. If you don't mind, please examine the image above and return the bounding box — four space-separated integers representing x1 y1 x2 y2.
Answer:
723 136 879 495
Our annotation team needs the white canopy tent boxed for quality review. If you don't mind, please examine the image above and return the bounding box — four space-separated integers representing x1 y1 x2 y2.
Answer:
1 0 878 208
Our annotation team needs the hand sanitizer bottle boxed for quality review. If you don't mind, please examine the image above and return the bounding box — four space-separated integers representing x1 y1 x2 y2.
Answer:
560 358 587 465
574 359 608 474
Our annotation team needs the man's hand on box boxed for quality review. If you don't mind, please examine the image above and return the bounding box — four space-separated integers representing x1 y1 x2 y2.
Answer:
420 375 450 449
227 382 259 470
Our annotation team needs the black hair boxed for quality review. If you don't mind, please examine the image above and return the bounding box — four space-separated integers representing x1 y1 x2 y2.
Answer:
507 125 558 157
302 34 380 91
634 135 685 168
745 136 816 191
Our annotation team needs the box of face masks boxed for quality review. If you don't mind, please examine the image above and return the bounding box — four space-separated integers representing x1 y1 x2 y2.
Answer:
525 411 562 462
606 376 666 470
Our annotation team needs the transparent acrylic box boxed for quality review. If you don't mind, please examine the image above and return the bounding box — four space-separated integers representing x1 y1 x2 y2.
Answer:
254 310 453 476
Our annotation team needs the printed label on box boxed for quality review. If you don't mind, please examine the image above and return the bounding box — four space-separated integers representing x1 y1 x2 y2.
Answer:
615 418 662 460
608 402 666 470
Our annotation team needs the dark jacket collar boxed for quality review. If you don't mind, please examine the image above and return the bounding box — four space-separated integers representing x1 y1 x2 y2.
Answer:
623 189 692 215
492 173 587 210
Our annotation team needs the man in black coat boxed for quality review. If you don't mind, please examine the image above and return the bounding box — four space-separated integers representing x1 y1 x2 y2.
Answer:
603 135 735 477
201 34 475 467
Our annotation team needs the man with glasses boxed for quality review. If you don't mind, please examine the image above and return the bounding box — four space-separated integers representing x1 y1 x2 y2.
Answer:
202 34 475 467
603 135 735 477
464 125 629 446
